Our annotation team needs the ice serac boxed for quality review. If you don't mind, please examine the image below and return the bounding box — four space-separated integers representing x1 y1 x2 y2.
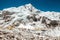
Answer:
0 3 60 37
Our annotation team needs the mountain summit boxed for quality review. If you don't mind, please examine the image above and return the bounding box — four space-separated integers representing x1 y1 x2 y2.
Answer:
3 3 38 12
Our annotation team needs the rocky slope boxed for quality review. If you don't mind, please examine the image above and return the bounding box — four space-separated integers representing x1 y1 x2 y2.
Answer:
0 4 60 40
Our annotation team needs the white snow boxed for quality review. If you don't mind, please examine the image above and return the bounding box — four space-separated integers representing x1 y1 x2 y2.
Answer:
44 27 60 37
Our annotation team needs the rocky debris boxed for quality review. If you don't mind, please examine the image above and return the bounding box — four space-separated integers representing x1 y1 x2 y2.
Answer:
0 28 60 40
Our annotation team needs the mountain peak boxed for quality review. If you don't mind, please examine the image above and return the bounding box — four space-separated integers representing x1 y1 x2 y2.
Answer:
3 3 38 13
25 3 32 6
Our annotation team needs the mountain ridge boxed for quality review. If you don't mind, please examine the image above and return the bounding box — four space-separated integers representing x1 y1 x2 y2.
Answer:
0 4 60 37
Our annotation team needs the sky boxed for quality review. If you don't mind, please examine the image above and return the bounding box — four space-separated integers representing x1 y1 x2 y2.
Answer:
0 0 60 12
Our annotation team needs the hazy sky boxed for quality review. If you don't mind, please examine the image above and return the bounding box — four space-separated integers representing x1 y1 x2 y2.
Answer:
0 0 60 12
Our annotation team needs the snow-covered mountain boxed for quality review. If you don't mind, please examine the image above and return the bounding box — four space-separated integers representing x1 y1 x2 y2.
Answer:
0 3 60 37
